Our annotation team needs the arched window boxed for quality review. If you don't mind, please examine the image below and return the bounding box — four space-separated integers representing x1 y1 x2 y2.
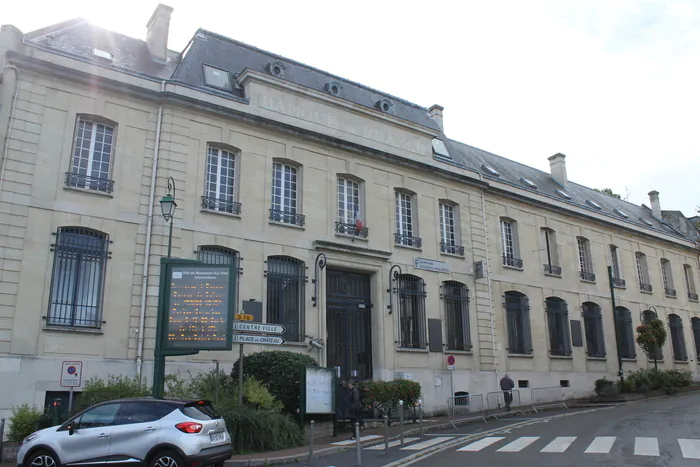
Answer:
265 256 306 341
504 291 532 354
582 302 605 358
669 314 688 361
691 317 700 361
614 307 636 359
396 274 427 349
196 245 239 266
442 281 470 351
48 227 110 328
546 297 571 356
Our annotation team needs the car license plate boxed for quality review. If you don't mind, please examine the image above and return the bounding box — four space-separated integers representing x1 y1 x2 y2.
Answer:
209 431 225 443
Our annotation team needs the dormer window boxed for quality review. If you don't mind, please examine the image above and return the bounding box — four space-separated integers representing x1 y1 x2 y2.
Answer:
614 208 629 219
325 80 343 96
640 218 653 227
586 199 602 210
92 49 112 61
376 98 393 113
432 139 450 159
520 177 537 189
481 164 500 177
203 64 232 91
554 189 571 200
267 60 286 78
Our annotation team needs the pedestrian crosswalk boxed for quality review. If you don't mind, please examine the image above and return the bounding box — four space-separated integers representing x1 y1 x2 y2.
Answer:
455 435 700 459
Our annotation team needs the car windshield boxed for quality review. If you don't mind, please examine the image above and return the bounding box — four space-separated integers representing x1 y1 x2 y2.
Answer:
180 401 221 420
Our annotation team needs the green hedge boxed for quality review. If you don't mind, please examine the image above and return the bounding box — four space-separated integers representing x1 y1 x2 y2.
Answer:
358 379 422 415
219 406 304 454
595 369 693 397
7 405 44 442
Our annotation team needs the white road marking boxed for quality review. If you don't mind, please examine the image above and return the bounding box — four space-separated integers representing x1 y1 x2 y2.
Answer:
400 436 454 450
331 435 382 446
540 436 577 453
679 439 700 459
496 436 540 452
365 437 419 450
584 436 616 454
457 436 506 452
634 437 659 456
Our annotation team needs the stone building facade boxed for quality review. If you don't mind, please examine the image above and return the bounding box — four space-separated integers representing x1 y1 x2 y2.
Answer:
0 5 699 419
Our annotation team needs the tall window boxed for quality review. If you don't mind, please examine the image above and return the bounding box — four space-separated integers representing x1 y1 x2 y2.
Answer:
336 177 367 237
636 252 652 292
577 237 595 281
546 297 572 356
197 245 238 266
642 310 663 360
684 265 698 300
609 245 624 287
266 256 306 341
203 146 239 214
439 202 463 255
395 191 419 247
668 314 688 361
270 162 303 226
582 302 606 358
47 227 109 328
614 307 636 359
67 117 115 193
501 219 522 268
396 274 427 348
504 291 532 354
661 258 676 297
691 318 700 360
443 281 471 351
541 228 560 275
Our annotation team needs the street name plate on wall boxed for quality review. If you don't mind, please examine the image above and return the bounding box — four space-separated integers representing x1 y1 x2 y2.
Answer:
165 265 233 351
413 257 450 274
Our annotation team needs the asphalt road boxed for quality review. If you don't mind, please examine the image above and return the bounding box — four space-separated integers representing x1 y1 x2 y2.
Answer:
410 392 700 467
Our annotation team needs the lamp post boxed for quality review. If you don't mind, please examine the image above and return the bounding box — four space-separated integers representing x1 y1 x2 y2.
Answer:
608 266 624 386
159 177 177 258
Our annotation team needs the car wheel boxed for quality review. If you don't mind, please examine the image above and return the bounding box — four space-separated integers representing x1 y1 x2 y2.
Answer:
27 451 59 467
150 450 185 467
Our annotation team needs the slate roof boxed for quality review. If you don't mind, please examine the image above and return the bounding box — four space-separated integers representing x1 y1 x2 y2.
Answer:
26 19 179 80
170 29 441 132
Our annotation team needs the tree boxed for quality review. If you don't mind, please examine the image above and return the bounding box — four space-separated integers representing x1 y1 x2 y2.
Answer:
595 188 622 199
636 318 667 371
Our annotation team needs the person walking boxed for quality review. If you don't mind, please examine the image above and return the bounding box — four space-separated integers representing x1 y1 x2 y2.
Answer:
346 380 364 439
500 373 515 411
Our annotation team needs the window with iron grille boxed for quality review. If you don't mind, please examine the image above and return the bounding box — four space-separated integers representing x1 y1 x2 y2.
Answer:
669 314 688 361
196 245 239 267
67 117 115 193
582 302 605 357
504 291 532 354
203 146 239 214
265 256 306 341
614 307 636 359
271 162 301 224
661 258 675 296
636 252 651 291
691 318 700 360
641 310 663 360
47 227 109 328
396 274 427 349
442 281 471 351
546 297 572 356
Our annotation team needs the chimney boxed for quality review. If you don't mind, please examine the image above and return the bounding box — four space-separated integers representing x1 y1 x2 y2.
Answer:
648 190 661 219
146 3 173 63
548 153 567 187
428 104 444 131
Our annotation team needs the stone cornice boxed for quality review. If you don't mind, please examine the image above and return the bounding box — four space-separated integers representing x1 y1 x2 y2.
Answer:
312 240 392 260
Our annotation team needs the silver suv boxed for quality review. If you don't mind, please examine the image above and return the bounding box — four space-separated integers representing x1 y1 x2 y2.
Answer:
17 397 232 467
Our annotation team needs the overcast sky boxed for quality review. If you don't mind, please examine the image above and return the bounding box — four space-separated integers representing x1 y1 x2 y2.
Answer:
4 0 699 217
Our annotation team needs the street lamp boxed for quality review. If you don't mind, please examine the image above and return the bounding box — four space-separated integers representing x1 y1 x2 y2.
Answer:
159 177 177 258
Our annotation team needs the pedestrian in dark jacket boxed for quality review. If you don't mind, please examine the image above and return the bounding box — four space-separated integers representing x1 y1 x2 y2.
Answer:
500 373 515 411
346 380 364 439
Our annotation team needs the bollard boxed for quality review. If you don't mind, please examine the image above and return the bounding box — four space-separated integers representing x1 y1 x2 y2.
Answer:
0 417 5 463
307 420 315 463
383 416 389 453
51 399 62 426
399 400 405 447
355 422 362 466
419 400 424 439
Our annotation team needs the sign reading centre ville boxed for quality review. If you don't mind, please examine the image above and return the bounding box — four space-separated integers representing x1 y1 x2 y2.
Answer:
165 265 233 351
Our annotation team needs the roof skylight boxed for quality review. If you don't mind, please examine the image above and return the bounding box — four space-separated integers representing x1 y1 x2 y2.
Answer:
586 199 602 210
640 218 653 226
481 164 500 177
554 189 571 200
614 208 629 219
520 177 537 189
432 139 450 159
203 64 232 91
92 48 112 60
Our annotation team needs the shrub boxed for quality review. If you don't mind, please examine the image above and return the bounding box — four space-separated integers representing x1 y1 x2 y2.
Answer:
219 406 304 454
75 375 150 411
594 377 616 397
617 379 636 393
626 368 692 392
232 351 318 415
8 405 43 442
358 379 422 415
665 369 692 388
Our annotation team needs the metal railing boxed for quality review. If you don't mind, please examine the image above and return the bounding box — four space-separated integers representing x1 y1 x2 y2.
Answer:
531 386 569 414
447 393 486 428
65 172 114 193
613 278 626 288
665 288 677 297
543 264 562 276
689 292 699 301
201 196 242 215
440 242 465 256
485 390 526 419
395 233 422 248
580 271 596 282
335 222 369 238
269 209 305 226
640 282 653 293
503 255 523 268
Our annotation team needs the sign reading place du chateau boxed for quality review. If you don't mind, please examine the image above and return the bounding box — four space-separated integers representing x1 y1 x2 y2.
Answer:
413 257 450 274
165 265 233 351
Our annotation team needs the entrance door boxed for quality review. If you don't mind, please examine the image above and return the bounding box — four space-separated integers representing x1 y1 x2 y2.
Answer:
326 270 372 382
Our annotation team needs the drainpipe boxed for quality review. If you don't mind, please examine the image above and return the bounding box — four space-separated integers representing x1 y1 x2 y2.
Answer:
0 64 20 194
477 173 497 391
136 80 166 384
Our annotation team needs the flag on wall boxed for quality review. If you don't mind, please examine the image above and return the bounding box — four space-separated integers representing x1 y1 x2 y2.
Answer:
354 203 363 232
